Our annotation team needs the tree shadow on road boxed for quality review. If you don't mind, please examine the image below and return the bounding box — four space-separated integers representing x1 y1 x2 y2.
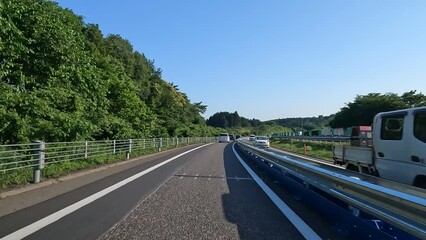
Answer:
221 143 303 240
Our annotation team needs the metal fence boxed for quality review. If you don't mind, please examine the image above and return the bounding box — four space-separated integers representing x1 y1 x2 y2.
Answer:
272 135 350 143
0 137 215 183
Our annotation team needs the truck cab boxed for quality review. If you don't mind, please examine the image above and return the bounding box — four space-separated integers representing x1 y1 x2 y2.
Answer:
372 107 426 187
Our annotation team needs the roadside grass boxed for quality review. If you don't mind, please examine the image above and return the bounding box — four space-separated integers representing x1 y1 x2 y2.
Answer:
270 139 347 161
0 144 190 190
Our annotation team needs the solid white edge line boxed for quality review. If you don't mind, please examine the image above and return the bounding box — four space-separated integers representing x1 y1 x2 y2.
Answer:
232 143 322 240
1 143 214 240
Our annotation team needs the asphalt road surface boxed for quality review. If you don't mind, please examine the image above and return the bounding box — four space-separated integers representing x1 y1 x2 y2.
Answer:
0 142 341 240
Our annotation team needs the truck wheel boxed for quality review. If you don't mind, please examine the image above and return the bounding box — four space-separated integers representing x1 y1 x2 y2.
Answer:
413 176 426 189
345 163 359 172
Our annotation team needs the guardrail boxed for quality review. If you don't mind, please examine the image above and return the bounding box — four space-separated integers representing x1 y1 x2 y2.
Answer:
272 135 350 142
236 140 426 240
0 137 215 183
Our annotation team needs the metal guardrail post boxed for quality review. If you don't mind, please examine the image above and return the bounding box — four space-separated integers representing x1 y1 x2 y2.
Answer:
113 140 116 154
175 137 179 147
84 141 88 159
158 138 162 151
126 139 132 160
33 141 45 183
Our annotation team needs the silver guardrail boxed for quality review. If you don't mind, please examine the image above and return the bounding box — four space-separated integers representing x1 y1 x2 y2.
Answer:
272 135 350 142
236 140 426 240
0 137 216 183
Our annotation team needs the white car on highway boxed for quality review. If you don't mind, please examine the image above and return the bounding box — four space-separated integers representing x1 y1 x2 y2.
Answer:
254 136 270 148
218 133 230 143
249 135 256 141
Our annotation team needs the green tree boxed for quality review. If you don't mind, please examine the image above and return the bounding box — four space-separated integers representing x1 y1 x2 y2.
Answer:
0 0 104 142
0 0 216 144
401 90 426 107
329 92 408 128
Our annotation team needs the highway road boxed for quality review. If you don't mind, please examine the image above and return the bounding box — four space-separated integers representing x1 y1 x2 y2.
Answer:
0 142 343 240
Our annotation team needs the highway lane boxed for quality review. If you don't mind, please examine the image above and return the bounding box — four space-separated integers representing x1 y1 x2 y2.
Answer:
100 143 309 239
0 144 213 239
0 142 342 239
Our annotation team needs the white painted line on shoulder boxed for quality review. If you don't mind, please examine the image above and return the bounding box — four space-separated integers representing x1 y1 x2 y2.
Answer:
1 143 214 240
232 143 322 240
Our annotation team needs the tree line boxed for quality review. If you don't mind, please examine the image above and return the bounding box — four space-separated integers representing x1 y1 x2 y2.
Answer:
2 1 424 144
265 115 333 131
329 90 426 128
266 90 425 130
0 0 218 144
206 111 262 129
206 90 426 133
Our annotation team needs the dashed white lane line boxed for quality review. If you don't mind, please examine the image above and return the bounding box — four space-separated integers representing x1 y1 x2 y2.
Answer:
1 143 214 240
232 143 322 240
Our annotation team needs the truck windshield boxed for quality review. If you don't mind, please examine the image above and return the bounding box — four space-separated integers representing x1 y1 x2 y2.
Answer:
414 112 426 143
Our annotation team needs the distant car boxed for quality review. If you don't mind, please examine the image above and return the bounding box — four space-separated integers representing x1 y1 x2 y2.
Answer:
254 136 270 148
229 134 235 140
249 135 256 141
218 133 230 143
236 135 241 139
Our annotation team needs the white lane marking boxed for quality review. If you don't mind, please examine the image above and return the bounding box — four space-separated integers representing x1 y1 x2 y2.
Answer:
232 144 322 240
1 143 214 240
194 173 199 180
180 173 186 179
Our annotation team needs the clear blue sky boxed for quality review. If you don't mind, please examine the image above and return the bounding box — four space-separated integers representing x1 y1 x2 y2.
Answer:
55 0 426 121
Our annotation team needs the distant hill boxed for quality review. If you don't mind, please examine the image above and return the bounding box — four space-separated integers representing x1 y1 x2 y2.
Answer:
206 111 261 128
265 115 335 131
206 111 328 135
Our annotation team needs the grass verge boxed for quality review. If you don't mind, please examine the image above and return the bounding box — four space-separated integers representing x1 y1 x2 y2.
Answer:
270 139 343 161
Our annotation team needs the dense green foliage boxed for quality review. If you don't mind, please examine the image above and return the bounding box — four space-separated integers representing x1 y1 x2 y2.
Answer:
205 111 292 136
329 90 426 128
206 111 262 128
0 0 217 144
207 90 425 134
266 115 334 131
2 1 423 145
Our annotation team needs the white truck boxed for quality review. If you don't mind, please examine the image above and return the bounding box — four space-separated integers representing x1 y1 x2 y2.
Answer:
333 107 426 188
